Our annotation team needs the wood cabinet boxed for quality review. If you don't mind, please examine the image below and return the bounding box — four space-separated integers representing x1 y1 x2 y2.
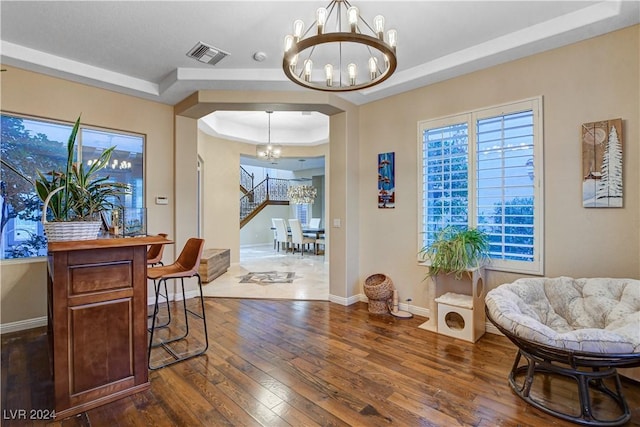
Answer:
47 235 171 419
198 248 230 283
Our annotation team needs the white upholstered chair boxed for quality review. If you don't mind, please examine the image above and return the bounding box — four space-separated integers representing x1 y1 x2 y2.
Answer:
305 217 321 239
289 219 315 256
272 218 291 252
270 218 278 250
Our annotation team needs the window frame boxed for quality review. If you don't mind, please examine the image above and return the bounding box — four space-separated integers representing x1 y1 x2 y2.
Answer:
417 97 544 275
0 112 146 261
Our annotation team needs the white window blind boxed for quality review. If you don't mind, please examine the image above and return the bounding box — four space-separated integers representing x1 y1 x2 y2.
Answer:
421 121 469 248
419 98 544 275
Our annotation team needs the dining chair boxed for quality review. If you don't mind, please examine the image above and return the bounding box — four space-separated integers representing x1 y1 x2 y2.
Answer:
273 218 291 252
147 233 169 266
305 218 321 239
315 237 325 255
147 237 208 370
289 218 315 256
270 218 278 250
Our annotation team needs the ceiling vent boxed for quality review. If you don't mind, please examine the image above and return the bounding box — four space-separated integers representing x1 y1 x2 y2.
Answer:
186 41 229 66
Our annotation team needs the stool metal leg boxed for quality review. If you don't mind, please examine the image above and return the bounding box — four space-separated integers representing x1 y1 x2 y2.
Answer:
148 273 208 370
148 277 171 328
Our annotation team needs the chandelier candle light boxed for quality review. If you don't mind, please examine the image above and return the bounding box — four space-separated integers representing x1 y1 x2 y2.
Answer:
283 0 397 91
256 111 282 162
287 185 317 205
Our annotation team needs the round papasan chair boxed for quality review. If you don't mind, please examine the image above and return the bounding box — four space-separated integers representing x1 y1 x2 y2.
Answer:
485 277 640 427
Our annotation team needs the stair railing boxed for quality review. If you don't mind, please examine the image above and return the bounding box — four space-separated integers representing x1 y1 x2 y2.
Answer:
239 175 290 223
240 166 254 193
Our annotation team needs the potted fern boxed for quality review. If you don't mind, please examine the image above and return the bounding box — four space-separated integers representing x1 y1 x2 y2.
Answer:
35 115 130 241
420 226 489 279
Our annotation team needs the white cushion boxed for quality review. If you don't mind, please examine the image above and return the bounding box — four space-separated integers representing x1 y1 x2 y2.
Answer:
435 292 473 309
485 277 640 353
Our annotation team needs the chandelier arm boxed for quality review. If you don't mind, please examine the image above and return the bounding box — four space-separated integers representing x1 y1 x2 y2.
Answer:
364 44 383 74
301 21 316 39
326 1 338 25
339 40 343 87
296 44 318 80
357 14 376 35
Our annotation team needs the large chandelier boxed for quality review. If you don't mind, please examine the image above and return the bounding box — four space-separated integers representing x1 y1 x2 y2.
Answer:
256 111 282 162
283 0 397 92
287 185 317 204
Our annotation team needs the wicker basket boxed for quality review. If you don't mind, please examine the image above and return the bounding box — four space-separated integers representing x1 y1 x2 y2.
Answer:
44 221 102 242
364 274 395 314
42 186 102 242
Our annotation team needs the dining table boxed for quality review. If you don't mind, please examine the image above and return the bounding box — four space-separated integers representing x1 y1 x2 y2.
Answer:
270 226 325 239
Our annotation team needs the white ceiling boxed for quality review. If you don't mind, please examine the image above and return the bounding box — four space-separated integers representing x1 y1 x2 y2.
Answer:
2 1 639 145
199 110 329 145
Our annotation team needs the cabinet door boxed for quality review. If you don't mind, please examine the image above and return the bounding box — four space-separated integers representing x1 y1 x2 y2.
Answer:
69 298 133 393
51 245 149 417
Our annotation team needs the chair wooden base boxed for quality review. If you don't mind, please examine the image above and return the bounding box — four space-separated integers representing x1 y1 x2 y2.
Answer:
487 307 640 427
148 274 208 370
509 348 631 427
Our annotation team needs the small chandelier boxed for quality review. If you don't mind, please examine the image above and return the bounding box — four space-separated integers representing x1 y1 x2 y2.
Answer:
256 111 282 162
287 185 317 204
283 0 397 92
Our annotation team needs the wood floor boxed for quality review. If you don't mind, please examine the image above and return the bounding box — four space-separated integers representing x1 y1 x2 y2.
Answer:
2 298 639 426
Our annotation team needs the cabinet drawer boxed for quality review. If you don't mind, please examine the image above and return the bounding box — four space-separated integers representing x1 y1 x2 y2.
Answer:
69 261 133 295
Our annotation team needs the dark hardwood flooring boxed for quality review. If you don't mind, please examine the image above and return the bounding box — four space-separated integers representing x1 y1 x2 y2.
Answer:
2 298 639 426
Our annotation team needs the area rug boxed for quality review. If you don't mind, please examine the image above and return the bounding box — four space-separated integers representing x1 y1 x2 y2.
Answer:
238 271 297 285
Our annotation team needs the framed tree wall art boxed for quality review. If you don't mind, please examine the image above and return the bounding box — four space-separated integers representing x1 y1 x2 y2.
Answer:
378 152 395 208
582 118 623 208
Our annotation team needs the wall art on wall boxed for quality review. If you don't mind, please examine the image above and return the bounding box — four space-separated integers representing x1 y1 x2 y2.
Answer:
582 118 623 208
378 152 395 208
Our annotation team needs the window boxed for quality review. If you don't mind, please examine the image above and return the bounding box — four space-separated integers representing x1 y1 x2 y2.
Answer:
419 98 544 275
295 203 310 226
0 114 144 260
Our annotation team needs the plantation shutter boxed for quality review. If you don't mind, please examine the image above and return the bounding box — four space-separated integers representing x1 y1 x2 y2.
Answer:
421 120 469 247
419 97 543 275
475 109 536 264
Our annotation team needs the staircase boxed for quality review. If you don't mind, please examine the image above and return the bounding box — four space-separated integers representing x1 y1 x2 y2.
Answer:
240 167 289 228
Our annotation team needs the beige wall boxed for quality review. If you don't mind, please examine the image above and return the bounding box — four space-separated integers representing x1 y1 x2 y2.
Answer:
0 66 175 327
358 26 640 315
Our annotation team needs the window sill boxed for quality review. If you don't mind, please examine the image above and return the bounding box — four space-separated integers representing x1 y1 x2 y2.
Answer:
0 256 47 266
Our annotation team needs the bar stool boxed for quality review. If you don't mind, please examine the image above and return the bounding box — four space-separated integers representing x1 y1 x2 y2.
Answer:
147 233 171 327
147 233 168 266
147 237 208 370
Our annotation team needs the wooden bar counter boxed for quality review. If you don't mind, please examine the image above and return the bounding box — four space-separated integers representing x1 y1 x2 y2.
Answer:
47 235 172 419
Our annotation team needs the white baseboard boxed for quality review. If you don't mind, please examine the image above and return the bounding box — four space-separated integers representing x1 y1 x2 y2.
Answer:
406 305 430 319
328 293 361 306
1 316 47 334
359 294 431 319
